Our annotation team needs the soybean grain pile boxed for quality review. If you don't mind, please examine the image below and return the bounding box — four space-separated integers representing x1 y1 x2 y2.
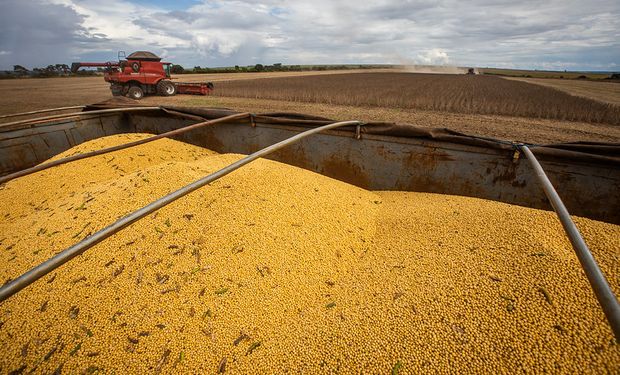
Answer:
0 135 618 374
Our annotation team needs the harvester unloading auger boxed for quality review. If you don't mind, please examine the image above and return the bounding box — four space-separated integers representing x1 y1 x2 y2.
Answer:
71 51 214 100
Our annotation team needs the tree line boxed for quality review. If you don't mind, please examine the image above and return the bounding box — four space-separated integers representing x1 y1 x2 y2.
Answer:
1 62 389 79
176 63 387 74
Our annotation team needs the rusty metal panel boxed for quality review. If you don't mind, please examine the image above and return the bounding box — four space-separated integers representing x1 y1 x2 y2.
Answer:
0 128 72 173
101 114 133 135
0 114 128 176
69 118 108 145
1 112 618 224
0 143 38 176
124 115 619 223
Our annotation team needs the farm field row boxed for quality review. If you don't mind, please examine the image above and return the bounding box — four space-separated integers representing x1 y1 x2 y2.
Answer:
479 67 612 80
0 70 391 116
506 77 620 106
2 72 619 144
175 69 394 83
211 73 620 125
141 95 620 144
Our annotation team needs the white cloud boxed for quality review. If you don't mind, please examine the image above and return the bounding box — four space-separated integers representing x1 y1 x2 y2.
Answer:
416 49 450 65
1 0 619 71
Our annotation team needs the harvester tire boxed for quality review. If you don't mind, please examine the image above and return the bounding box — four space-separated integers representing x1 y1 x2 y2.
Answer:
127 86 144 100
157 80 177 96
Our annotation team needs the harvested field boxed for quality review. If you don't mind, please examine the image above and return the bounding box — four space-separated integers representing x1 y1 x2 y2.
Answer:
2 72 620 143
0 135 618 373
214 73 620 125
172 69 394 83
507 77 620 106
0 70 390 116
146 96 620 144
479 68 611 80
0 77 110 115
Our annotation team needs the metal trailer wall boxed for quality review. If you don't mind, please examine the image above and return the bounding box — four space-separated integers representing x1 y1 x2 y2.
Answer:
0 113 130 176
0 111 618 224
127 113 619 224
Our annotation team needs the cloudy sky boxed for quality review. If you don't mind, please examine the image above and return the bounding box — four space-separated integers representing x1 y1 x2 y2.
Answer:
1 0 618 71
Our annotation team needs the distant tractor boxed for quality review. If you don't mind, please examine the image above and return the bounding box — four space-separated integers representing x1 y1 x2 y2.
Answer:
467 68 476 75
71 51 213 100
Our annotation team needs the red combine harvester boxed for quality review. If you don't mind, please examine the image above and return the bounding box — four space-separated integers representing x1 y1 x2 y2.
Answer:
71 51 214 100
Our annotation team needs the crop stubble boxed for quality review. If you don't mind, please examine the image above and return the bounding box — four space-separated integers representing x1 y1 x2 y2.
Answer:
213 73 620 125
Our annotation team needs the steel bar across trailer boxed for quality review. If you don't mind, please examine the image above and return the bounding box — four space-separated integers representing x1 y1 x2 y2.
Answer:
0 107 160 129
0 106 85 120
520 145 620 340
0 120 362 303
0 112 251 184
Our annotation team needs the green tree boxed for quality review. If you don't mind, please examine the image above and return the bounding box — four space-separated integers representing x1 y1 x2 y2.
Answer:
170 64 185 74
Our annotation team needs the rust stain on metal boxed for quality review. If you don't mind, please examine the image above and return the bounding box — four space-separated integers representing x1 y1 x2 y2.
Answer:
270 145 314 171
1 112 618 224
0 143 37 176
396 149 445 191
198 132 225 154
320 154 370 189
491 161 518 183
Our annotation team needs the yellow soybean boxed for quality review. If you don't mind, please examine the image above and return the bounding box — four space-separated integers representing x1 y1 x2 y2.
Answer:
0 134 618 373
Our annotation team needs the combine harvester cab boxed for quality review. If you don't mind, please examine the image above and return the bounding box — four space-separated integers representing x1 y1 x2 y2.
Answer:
71 51 214 99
